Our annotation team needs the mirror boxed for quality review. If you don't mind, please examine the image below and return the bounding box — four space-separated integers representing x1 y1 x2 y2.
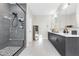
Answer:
52 3 77 32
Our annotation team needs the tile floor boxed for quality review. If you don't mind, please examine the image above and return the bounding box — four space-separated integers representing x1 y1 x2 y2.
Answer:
19 39 60 56
0 47 21 56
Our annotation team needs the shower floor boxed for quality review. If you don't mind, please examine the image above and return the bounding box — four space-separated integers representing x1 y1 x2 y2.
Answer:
0 40 24 56
0 46 21 56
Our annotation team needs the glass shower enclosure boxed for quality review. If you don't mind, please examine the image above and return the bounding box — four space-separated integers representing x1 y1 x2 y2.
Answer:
0 3 26 56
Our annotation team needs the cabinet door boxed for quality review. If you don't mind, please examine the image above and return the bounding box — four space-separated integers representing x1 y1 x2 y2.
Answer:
48 32 65 55
48 32 58 48
56 36 65 55
48 32 56 41
66 37 79 56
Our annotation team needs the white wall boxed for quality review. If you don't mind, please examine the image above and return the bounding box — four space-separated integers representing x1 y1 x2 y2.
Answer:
26 5 33 46
32 15 52 39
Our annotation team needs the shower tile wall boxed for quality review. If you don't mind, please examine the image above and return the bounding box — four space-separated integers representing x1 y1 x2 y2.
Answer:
0 4 10 45
9 4 26 40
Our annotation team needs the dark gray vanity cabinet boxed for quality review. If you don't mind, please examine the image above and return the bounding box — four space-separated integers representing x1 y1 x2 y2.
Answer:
48 32 79 56
48 32 65 55
48 32 57 46
57 35 65 55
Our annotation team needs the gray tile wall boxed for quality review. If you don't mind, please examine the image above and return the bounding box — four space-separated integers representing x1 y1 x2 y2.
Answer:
0 17 10 44
9 4 26 40
0 4 10 44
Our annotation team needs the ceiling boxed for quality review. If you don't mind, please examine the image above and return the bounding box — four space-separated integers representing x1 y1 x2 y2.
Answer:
60 3 77 15
28 3 60 15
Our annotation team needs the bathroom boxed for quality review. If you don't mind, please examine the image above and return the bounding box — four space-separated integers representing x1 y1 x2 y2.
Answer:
0 3 26 56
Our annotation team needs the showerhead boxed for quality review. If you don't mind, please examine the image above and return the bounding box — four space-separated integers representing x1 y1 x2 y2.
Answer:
12 12 17 17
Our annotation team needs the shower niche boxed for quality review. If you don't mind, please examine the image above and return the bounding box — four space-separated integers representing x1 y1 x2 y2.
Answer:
0 3 26 56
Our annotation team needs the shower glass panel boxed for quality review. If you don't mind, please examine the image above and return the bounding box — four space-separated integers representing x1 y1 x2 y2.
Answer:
0 3 26 56
9 3 25 41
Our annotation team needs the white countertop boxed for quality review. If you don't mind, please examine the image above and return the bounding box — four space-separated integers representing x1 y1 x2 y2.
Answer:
49 32 79 37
